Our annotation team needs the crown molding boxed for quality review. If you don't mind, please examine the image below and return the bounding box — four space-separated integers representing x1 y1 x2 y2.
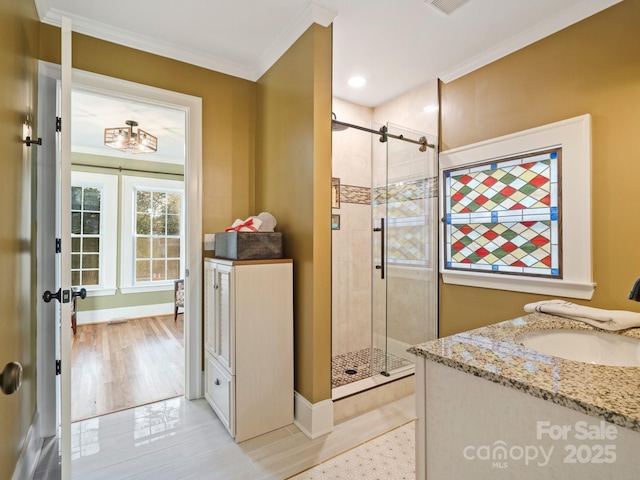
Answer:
439 0 623 83
38 8 255 81
34 0 51 21
36 2 335 83
251 2 337 81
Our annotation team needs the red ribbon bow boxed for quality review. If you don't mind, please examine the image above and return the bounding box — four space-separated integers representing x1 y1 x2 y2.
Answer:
225 218 259 232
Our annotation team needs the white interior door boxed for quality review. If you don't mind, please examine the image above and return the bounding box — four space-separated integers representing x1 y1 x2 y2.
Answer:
59 16 73 480
36 60 61 439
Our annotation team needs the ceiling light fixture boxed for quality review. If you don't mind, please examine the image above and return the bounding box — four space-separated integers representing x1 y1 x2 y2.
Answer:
104 120 157 154
348 76 366 88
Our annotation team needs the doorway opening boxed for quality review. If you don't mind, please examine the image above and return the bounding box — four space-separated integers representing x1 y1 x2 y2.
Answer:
36 63 203 462
69 87 188 420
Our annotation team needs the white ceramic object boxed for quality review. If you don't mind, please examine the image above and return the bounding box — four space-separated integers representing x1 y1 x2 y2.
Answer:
517 329 640 367
256 212 277 232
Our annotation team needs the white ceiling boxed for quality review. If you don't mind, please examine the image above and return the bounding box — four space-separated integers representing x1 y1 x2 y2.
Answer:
35 0 620 162
71 89 187 163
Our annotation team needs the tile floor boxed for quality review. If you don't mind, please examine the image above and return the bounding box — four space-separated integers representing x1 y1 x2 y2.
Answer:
331 348 413 388
289 421 415 479
35 394 416 479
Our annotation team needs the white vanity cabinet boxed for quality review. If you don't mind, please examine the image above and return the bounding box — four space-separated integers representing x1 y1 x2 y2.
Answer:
203 257 293 442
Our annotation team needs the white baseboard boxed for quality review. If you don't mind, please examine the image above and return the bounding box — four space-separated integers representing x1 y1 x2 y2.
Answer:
12 411 43 480
76 302 174 325
293 391 334 439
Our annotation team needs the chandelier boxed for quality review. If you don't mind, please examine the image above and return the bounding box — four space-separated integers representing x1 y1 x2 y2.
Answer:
104 120 157 154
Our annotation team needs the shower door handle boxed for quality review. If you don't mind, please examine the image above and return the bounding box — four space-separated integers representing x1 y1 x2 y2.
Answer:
374 218 385 279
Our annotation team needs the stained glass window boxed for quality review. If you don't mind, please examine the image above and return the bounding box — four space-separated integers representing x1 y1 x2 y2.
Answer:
443 148 561 278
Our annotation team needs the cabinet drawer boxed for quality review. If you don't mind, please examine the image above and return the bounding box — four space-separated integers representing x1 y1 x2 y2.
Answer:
205 353 235 437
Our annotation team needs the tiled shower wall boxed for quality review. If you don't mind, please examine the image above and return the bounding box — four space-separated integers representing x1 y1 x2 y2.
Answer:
331 99 374 357
332 82 439 359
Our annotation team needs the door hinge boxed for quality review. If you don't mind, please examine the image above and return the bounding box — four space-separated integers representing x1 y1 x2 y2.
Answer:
56 360 61 375
55 238 61 253
56 117 62 132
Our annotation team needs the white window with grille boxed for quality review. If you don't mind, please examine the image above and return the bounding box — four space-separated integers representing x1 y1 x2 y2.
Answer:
70 171 118 295
120 175 185 293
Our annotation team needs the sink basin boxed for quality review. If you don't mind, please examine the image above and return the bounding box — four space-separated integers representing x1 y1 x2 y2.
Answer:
517 329 640 366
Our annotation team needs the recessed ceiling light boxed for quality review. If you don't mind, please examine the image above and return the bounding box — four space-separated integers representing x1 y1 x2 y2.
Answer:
348 76 366 88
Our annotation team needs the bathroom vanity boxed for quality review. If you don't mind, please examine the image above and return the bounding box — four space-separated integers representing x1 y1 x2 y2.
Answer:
410 313 640 479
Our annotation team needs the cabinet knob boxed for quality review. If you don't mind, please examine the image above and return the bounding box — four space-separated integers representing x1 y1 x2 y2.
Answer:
214 378 220 386
214 284 219 290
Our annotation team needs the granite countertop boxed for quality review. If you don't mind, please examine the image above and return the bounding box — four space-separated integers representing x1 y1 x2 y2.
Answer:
408 313 640 433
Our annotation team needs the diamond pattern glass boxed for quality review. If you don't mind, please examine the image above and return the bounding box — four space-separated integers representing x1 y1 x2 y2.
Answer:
443 149 561 277
374 177 437 266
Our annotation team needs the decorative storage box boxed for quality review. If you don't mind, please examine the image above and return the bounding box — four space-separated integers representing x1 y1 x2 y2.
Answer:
214 232 283 260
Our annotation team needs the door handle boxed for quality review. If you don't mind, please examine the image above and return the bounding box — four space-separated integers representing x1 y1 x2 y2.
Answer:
1 362 23 395
43 288 62 303
72 288 87 300
43 287 86 303
374 218 385 279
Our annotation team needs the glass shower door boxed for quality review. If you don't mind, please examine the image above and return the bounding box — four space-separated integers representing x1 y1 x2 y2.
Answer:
371 123 438 377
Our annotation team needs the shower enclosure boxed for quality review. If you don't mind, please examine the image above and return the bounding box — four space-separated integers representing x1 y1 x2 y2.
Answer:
331 118 438 395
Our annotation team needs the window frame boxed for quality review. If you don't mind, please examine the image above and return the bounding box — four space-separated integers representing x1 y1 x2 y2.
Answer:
120 175 185 294
70 171 118 296
439 114 594 300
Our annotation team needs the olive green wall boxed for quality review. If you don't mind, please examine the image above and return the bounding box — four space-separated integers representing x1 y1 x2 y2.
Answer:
256 24 333 404
439 1 640 337
38 18 332 405
39 24 257 235
0 0 40 477
71 153 183 313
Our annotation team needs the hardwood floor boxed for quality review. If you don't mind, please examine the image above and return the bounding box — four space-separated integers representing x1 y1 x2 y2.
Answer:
71 314 184 422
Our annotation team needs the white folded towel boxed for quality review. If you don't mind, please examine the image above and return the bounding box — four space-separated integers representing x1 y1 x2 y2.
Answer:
524 299 640 331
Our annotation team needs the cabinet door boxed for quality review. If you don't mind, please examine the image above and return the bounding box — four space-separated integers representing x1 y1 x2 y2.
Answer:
205 352 234 437
213 263 234 373
203 261 216 355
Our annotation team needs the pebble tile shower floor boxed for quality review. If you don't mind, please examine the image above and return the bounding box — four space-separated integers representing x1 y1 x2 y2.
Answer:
331 348 413 388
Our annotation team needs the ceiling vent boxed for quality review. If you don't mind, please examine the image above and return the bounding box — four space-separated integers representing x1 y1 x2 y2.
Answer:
425 0 470 16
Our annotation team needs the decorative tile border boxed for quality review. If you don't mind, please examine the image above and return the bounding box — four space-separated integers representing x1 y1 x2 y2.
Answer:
375 177 438 204
340 177 438 206
339 185 371 205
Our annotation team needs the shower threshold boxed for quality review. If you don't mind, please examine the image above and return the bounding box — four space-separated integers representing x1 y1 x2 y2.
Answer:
332 364 414 401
